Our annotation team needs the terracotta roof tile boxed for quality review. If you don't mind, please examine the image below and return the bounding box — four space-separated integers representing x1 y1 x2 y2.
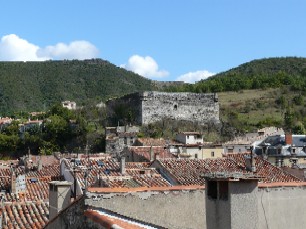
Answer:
0 201 49 228
225 153 302 183
63 158 171 189
84 209 150 229
128 146 176 161
157 158 250 186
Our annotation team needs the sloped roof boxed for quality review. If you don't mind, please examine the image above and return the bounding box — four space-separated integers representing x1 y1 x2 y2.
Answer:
156 154 302 185
225 153 302 183
128 146 176 161
156 158 250 186
62 158 171 189
84 209 156 229
0 201 49 229
260 135 306 147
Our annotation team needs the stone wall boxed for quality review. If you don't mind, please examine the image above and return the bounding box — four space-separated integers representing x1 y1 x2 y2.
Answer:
107 91 219 125
258 185 306 229
46 185 306 229
86 188 206 229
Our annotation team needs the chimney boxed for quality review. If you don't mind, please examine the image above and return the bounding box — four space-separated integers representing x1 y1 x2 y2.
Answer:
37 158 42 171
120 157 126 175
285 132 293 145
251 147 256 172
49 181 72 220
150 146 154 162
245 153 256 172
10 168 16 194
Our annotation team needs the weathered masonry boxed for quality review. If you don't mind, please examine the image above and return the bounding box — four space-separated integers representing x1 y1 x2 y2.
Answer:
107 91 219 125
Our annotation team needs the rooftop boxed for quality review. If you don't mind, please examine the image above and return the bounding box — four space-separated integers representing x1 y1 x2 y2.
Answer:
62 158 171 189
84 209 157 229
225 153 302 183
127 146 176 161
0 201 49 229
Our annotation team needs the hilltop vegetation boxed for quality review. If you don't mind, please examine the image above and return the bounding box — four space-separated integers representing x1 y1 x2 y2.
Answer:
167 57 306 93
0 59 153 115
0 56 306 158
167 57 306 134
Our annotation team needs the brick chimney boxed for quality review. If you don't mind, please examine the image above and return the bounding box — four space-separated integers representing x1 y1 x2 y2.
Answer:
285 132 293 145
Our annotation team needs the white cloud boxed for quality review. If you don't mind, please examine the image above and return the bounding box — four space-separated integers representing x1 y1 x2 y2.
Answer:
37 41 99 60
0 34 99 61
121 55 169 79
176 70 215 84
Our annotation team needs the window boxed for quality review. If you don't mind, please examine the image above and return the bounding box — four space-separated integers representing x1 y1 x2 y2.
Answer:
207 181 217 199
195 154 198 159
174 104 178 110
211 152 215 157
219 182 228 200
207 181 228 200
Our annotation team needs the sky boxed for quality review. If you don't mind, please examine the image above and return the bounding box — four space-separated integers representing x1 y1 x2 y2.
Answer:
1 1 306 83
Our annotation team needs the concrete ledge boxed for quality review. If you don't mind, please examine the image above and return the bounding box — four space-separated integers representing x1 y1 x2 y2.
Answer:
258 182 306 188
88 185 204 193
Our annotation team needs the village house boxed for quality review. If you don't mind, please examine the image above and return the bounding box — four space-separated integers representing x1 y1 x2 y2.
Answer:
254 133 306 167
61 101 76 110
105 125 139 155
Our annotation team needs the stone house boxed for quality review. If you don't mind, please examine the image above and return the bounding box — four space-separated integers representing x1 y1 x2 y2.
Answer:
105 125 139 155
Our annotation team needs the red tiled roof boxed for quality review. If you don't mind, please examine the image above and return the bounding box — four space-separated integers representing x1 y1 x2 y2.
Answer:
225 153 302 183
28 155 59 166
62 158 171 189
157 158 251 186
0 165 62 202
129 146 176 161
84 209 147 229
0 201 49 229
25 165 60 178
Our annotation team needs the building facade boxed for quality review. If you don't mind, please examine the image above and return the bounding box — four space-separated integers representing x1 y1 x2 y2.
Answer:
107 91 220 125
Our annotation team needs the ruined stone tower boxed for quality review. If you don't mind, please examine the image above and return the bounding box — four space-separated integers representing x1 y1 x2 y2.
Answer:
107 91 219 125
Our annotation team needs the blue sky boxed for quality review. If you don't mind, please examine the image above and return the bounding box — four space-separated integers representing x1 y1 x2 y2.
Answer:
1 1 306 83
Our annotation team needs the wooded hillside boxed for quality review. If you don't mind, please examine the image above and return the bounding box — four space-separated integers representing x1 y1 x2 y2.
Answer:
0 59 153 115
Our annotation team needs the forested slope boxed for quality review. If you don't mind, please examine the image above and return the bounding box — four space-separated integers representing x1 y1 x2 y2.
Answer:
0 59 153 115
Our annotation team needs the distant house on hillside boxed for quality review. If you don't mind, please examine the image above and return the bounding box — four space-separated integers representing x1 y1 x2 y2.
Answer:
62 101 76 110
19 119 43 135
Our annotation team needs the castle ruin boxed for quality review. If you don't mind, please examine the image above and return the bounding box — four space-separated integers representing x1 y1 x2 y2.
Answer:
107 91 219 125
